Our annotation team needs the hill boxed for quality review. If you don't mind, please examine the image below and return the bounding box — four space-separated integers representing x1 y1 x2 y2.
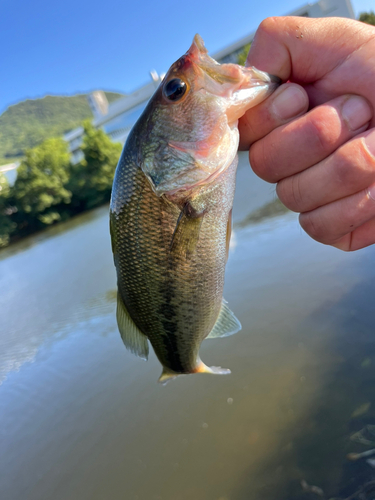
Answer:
0 91 123 163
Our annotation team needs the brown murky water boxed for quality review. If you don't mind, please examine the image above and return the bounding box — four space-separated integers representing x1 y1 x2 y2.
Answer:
1 153 375 500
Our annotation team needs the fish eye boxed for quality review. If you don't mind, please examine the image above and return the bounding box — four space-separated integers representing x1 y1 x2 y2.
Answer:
163 78 187 102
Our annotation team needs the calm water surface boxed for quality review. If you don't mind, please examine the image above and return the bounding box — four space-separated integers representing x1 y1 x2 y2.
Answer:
1 153 375 500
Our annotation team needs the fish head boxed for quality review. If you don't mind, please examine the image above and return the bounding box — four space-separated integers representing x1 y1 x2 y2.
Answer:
138 34 280 197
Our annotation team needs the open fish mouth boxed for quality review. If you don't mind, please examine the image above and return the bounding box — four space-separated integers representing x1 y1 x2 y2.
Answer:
185 34 280 118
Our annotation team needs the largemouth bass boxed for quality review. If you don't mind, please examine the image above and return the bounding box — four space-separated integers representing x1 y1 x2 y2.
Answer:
110 35 279 383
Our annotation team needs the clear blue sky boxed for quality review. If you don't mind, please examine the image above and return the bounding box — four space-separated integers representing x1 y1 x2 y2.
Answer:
1 0 373 113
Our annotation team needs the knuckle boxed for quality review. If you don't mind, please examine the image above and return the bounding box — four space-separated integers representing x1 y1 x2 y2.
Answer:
308 109 341 155
332 150 357 186
334 138 375 186
276 175 303 212
299 211 329 243
257 17 279 36
250 140 278 182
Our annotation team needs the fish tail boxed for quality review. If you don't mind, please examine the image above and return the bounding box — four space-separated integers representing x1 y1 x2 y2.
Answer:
158 362 231 385
194 361 231 376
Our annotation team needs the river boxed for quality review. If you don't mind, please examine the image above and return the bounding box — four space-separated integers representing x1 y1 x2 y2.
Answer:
1 152 375 500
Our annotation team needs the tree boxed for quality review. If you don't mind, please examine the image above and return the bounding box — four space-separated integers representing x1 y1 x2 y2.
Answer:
68 120 122 209
0 173 15 247
0 120 122 247
359 11 375 25
237 43 251 66
11 137 71 233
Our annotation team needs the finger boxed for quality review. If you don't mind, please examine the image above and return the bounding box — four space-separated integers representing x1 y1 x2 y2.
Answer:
246 17 375 112
250 95 372 183
299 182 375 247
238 83 308 150
333 217 375 251
277 128 375 213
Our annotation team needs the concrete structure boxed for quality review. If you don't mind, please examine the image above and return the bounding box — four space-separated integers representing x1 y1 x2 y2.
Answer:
0 162 20 186
87 91 109 118
64 76 163 164
61 0 353 161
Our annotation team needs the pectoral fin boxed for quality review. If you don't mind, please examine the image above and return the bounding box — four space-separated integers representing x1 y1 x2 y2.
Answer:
109 214 116 255
116 293 149 360
206 299 242 339
170 211 203 258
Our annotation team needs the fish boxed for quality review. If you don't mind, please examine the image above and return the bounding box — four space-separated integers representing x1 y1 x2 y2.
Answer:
110 34 280 383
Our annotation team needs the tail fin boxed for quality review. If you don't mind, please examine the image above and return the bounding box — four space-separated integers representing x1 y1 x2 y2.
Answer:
195 361 231 376
158 361 231 385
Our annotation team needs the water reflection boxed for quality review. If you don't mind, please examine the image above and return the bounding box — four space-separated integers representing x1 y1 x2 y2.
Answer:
234 198 289 229
0 205 116 385
1 155 375 500
0 289 118 385
0 206 104 262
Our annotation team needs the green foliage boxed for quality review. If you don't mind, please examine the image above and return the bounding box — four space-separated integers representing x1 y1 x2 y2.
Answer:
0 173 15 247
10 138 72 234
0 156 20 166
0 113 122 248
68 121 122 209
0 91 123 161
237 43 251 66
359 11 375 25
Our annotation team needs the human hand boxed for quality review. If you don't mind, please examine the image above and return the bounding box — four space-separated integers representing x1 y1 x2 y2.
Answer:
239 16 375 251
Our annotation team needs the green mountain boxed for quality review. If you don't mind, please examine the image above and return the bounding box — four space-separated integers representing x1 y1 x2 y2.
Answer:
0 91 123 163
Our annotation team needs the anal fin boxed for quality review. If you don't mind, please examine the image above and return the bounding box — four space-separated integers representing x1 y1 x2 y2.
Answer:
206 299 242 339
158 367 180 385
117 293 149 360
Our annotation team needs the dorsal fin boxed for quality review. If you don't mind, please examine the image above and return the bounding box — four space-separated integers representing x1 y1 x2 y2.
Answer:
206 299 241 339
116 293 149 360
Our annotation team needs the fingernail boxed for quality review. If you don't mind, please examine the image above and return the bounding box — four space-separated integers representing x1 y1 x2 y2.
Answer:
342 96 372 131
364 129 375 158
272 85 307 120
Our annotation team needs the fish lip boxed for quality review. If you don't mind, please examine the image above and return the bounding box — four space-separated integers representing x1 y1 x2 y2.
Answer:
269 74 282 85
194 63 280 103
245 67 281 87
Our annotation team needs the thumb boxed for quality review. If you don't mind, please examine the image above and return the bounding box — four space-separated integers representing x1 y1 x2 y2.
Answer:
246 16 373 106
